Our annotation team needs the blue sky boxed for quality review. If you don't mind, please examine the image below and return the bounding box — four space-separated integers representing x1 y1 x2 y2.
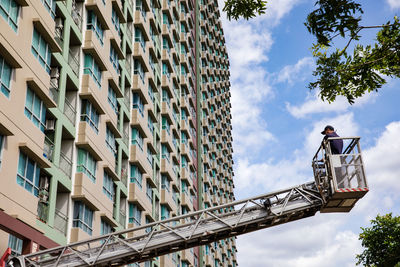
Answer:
217 0 400 265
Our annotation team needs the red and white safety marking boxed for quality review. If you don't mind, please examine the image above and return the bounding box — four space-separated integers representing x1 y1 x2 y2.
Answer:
336 188 369 193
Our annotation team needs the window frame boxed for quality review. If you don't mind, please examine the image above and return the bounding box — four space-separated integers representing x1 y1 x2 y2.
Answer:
16 152 41 197
0 0 19 31
0 55 13 98
73 201 94 235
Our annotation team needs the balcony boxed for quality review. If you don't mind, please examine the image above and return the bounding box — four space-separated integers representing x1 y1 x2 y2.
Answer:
121 167 128 187
37 202 48 223
54 209 68 236
49 79 59 104
64 98 76 126
119 209 126 227
43 136 54 162
68 48 80 77
59 151 73 178
71 5 83 31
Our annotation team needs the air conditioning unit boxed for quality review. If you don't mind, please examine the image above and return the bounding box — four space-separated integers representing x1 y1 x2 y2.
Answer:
38 176 50 203
46 119 56 131
50 67 59 79
39 176 50 190
55 18 63 30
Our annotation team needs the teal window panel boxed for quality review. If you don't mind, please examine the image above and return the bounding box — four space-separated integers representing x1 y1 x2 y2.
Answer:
0 55 12 98
24 87 46 132
0 0 19 31
73 201 93 235
31 28 51 74
86 10 104 45
128 203 141 226
83 53 102 87
102 172 114 200
76 148 96 182
130 164 142 187
80 99 99 133
17 152 41 197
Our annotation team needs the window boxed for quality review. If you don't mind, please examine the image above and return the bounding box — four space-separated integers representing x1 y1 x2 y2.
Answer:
148 85 154 102
162 63 169 77
162 116 170 134
0 55 12 98
131 128 143 150
87 10 104 44
17 152 40 197
147 147 153 165
40 0 55 18
133 60 144 81
0 0 19 31
134 27 145 51
132 93 144 116
145 217 152 233
31 28 51 74
111 8 120 35
109 45 119 72
130 164 142 187
73 201 93 235
161 175 170 191
107 86 118 114
161 144 169 162
8 234 23 256
24 87 46 132
105 127 117 156
161 205 169 220
146 182 152 201
162 37 170 51
77 148 96 182
84 53 101 87
100 219 113 235
128 203 141 226
103 172 114 200
80 99 99 133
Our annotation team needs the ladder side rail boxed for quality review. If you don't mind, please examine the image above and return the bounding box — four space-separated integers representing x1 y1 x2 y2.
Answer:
12 182 322 267
16 181 317 263
41 183 323 267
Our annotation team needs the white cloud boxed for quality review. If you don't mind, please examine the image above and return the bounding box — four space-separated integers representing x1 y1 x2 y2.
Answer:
276 57 314 85
387 0 400 9
237 216 361 267
286 91 376 118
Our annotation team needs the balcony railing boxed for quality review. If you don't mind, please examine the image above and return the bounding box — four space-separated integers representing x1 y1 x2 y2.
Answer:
119 210 126 227
49 79 59 104
121 168 128 187
43 136 54 162
123 129 129 147
59 151 72 178
55 27 64 48
54 209 68 236
37 202 48 223
71 7 82 31
68 49 80 76
63 98 76 125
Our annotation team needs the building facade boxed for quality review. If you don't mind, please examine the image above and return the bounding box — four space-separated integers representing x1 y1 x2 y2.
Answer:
0 0 236 266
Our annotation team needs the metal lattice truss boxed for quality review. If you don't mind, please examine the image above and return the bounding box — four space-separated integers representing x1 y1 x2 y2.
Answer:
12 182 323 267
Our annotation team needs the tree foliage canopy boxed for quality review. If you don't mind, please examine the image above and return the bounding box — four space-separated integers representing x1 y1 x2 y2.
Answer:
222 0 267 20
356 213 400 266
223 0 400 104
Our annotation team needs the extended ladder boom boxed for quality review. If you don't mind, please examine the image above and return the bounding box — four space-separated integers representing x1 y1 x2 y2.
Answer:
8 137 369 267
9 182 322 267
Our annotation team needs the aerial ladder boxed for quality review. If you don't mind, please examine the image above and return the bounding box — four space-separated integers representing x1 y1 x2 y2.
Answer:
7 137 369 267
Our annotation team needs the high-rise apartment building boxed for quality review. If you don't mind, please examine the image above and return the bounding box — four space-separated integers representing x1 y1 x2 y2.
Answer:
0 0 236 266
